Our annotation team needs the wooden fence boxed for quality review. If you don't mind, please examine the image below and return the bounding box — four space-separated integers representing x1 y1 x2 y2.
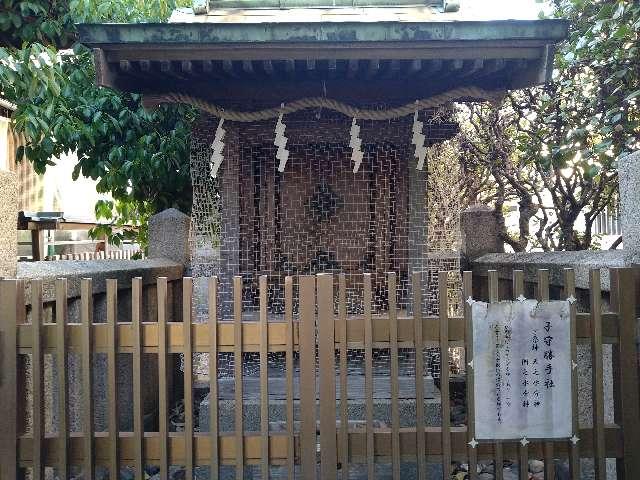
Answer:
0 268 639 479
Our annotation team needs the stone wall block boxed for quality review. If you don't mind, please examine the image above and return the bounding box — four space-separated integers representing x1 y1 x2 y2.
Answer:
17 260 183 435
460 205 503 263
618 151 640 263
148 208 191 265
0 170 18 277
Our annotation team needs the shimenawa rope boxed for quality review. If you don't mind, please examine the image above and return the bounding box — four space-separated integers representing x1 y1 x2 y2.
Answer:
145 86 504 122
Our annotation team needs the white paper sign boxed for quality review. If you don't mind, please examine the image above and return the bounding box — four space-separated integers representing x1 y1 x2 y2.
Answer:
472 299 572 440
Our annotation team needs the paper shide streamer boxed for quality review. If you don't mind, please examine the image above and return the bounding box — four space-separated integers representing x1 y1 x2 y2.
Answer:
206 104 443 177
274 108 290 173
412 109 428 170
209 118 226 178
350 118 364 173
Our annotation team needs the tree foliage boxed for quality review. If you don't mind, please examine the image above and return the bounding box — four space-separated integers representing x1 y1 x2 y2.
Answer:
0 0 193 248
2 0 639 252
0 0 74 48
2 0 187 48
460 0 639 251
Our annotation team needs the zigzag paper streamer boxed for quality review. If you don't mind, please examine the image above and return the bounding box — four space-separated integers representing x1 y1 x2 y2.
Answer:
412 110 427 170
209 118 226 178
350 118 364 173
274 111 290 172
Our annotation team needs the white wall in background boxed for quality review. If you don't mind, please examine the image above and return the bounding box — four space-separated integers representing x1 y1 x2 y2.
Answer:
43 151 111 221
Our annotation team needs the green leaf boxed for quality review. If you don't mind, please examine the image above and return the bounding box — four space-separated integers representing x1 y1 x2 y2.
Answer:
624 89 640 102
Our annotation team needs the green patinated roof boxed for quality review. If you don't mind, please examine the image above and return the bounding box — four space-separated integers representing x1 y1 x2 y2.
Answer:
80 19 567 44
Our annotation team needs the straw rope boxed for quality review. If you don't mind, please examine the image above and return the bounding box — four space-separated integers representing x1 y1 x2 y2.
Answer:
147 86 504 121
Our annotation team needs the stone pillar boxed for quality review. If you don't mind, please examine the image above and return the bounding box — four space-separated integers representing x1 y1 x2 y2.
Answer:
618 151 640 264
0 170 18 278
217 125 240 319
148 208 191 265
408 168 428 313
460 205 504 263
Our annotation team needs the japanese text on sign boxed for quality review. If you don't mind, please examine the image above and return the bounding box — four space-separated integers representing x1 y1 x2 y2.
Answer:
472 299 572 440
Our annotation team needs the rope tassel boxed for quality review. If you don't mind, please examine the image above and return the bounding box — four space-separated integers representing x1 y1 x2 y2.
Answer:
209 118 226 178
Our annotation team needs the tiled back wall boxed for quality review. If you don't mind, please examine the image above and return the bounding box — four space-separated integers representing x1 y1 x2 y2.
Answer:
190 109 458 317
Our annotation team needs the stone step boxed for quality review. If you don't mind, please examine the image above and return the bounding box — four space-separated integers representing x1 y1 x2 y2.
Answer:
199 396 444 433
205 375 439 401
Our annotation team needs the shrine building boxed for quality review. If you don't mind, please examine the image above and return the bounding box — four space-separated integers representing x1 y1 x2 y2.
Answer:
79 0 568 317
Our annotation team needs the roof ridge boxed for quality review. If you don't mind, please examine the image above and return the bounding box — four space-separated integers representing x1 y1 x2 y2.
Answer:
193 0 460 14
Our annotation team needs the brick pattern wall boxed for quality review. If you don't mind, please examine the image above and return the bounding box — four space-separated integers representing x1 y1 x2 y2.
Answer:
190 109 457 313
189 107 462 378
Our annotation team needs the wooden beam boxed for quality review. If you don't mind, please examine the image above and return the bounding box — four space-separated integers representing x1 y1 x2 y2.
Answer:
15 311 620 355
202 60 213 74
262 60 274 76
196 60 225 80
156 60 188 81
305 58 317 79
242 60 254 75
383 59 401 79
511 58 529 69
366 59 379 79
460 59 484 77
407 59 422 75
327 58 337 79
16 425 624 467
449 59 464 72
347 58 359 79
479 58 506 76
181 60 192 74
419 59 443 77
31 230 45 261
222 59 236 77
92 48 115 87
283 59 295 77
118 60 131 72
97 40 550 63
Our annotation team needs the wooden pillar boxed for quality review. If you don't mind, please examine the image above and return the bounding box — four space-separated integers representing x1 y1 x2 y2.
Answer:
0 280 22 480
31 229 44 261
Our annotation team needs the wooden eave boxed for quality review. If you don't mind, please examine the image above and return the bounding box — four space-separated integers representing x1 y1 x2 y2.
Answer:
78 19 568 104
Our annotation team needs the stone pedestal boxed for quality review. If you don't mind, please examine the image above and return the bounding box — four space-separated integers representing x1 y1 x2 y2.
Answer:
618 151 640 264
148 208 191 265
0 170 18 278
460 205 503 262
